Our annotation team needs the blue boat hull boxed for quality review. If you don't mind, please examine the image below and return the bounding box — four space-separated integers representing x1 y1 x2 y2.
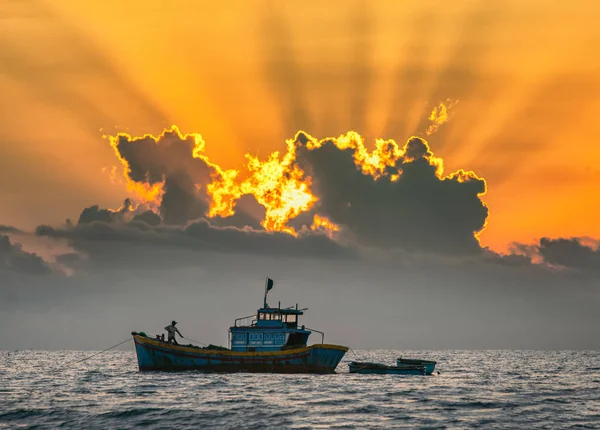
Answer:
348 361 426 375
396 358 437 375
133 335 348 373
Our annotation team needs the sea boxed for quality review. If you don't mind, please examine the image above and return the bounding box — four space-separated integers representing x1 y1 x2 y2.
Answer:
1 349 599 429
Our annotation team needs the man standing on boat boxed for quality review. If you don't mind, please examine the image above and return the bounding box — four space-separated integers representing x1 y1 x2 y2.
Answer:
165 320 183 345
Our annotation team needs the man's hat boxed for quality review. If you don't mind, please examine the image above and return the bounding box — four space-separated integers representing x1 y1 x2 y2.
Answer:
172 320 177 325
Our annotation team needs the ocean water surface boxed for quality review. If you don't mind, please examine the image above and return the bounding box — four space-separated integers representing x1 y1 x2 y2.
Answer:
1 349 599 429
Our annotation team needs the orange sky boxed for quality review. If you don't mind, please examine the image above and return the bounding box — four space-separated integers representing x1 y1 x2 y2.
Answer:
1 0 599 252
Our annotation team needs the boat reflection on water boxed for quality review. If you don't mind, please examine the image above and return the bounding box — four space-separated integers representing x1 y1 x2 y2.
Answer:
348 357 437 375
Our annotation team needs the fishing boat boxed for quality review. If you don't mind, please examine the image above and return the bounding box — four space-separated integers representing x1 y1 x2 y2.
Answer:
396 357 437 375
132 278 348 373
348 361 427 375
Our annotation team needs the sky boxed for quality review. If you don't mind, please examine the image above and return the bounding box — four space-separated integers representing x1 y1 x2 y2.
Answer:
1 0 599 350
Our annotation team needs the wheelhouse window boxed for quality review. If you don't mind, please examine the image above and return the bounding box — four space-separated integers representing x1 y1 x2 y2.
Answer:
284 314 297 323
258 311 286 321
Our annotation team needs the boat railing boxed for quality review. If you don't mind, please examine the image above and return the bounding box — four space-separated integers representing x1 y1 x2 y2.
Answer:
234 314 256 327
305 327 324 344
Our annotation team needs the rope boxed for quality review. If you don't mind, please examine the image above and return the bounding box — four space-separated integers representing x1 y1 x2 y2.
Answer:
182 336 209 347
49 337 131 374
341 347 359 363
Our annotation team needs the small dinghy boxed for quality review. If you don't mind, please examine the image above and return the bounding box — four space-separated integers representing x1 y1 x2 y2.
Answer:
396 358 437 375
348 361 427 375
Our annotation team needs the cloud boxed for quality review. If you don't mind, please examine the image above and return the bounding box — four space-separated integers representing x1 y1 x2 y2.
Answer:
78 205 115 224
536 237 600 273
207 195 265 230
107 127 489 255
293 132 488 254
110 128 267 230
132 210 162 227
0 225 23 234
110 128 214 225
28 192 600 284
77 198 153 225
0 235 51 275
35 216 355 270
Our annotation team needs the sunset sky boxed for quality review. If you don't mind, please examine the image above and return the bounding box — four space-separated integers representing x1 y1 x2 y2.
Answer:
1 0 599 350
1 0 599 251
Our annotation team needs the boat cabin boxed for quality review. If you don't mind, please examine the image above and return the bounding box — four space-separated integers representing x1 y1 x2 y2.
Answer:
229 303 312 352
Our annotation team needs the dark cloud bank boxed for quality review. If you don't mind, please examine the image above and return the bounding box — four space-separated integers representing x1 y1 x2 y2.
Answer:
2 132 599 350
0 235 51 275
537 237 600 274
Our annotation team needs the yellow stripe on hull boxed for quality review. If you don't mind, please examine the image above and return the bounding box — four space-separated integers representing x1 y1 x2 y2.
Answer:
133 335 348 356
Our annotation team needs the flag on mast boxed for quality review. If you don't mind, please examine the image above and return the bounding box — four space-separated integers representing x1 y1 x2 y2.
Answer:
264 277 274 307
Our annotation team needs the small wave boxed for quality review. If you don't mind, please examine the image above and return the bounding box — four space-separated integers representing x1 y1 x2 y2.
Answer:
456 401 505 409
352 404 380 414
99 407 164 419
303 399 348 407
541 397 571 404
0 408 44 421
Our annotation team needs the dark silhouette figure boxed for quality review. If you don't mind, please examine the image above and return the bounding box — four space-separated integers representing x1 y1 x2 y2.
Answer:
165 321 183 345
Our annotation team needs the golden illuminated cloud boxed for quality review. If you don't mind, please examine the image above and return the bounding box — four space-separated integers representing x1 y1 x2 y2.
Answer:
106 126 488 253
